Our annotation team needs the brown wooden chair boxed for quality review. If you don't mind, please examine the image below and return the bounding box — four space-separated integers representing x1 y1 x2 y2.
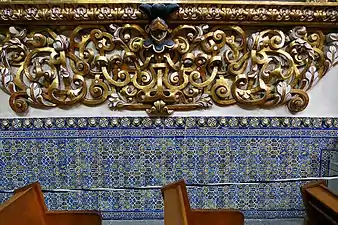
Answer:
0 182 102 225
301 180 338 225
161 179 244 225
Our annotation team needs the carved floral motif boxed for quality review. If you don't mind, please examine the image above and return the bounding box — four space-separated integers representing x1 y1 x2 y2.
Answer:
0 22 335 115
0 4 337 23
0 3 337 115
139 4 179 53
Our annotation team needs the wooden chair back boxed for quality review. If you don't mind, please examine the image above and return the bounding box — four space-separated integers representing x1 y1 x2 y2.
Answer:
14 182 48 212
301 180 338 225
0 182 102 225
0 183 46 225
161 179 192 225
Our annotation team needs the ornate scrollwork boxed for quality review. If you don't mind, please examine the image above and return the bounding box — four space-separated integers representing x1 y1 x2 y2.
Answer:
0 3 337 115
0 3 338 23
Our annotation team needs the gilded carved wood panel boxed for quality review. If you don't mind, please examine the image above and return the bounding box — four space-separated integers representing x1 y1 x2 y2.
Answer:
0 2 337 115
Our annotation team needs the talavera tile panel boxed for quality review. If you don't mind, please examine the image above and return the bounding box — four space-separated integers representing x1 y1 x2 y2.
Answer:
0 117 337 220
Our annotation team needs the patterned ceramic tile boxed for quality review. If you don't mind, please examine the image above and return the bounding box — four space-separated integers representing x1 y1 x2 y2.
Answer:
0 117 337 220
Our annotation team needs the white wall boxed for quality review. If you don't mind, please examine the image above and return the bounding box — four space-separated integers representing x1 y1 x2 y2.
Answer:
1 68 338 118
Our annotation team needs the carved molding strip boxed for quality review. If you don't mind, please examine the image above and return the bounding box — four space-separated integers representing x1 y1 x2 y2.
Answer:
0 117 336 130
0 3 337 23
0 3 338 115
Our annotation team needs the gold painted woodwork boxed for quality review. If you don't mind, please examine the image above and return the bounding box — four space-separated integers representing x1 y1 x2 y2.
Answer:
0 2 338 24
0 2 337 115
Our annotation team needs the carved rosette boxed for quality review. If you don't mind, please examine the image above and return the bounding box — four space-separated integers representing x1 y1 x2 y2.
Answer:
0 3 337 115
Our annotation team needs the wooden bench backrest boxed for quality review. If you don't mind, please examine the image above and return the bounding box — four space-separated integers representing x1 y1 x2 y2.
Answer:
0 183 46 225
301 180 338 225
161 180 191 225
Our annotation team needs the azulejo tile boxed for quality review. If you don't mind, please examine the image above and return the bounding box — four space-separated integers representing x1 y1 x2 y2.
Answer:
0 116 337 220
0 117 336 130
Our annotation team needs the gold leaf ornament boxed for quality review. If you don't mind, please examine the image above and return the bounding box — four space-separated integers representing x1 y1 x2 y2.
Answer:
0 14 336 115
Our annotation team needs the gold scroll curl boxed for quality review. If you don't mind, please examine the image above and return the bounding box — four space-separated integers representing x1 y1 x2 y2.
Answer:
0 25 337 115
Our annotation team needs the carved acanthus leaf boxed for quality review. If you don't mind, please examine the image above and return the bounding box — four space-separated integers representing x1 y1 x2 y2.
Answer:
0 23 336 115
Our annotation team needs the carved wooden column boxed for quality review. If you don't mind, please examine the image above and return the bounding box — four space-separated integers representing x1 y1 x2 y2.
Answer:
0 1 337 115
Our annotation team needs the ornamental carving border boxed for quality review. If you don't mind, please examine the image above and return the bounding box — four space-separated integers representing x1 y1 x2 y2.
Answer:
0 2 338 115
0 2 337 24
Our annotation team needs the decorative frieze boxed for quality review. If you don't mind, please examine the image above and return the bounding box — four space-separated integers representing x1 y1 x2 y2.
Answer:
0 3 337 23
0 2 338 115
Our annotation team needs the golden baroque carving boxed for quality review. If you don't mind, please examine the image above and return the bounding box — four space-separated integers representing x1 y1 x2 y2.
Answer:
0 2 337 115
0 23 336 115
0 3 337 23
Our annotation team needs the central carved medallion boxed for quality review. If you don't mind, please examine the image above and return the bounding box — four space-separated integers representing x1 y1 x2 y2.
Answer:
140 4 179 53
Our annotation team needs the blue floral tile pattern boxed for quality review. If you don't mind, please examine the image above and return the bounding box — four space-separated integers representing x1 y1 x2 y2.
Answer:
0 117 337 220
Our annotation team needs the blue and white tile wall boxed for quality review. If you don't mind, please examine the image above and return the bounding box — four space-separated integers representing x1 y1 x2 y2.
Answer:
0 117 337 220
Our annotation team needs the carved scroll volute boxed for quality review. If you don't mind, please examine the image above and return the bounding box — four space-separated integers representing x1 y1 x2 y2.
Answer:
0 3 336 115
